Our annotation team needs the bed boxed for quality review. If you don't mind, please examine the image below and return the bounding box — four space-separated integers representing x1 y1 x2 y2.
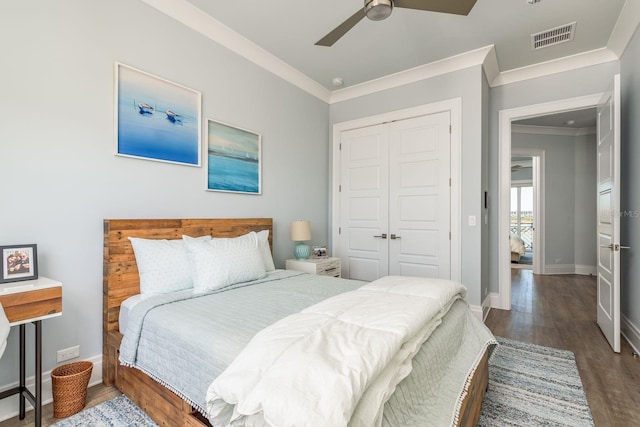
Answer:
103 218 496 426
510 234 526 263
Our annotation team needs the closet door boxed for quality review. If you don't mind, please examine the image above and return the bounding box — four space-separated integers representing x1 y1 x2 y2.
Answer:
388 112 451 278
339 124 389 281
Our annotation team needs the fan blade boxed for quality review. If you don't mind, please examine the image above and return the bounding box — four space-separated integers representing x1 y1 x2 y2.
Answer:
394 0 477 16
315 9 365 47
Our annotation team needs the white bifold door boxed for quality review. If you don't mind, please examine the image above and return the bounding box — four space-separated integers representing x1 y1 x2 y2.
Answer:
339 112 451 282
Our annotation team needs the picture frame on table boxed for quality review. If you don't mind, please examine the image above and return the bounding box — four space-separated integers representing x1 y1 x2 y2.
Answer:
114 62 202 166
1 244 38 283
206 119 262 194
312 246 328 259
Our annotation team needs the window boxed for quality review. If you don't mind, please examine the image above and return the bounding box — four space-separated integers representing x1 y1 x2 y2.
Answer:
510 185 533 251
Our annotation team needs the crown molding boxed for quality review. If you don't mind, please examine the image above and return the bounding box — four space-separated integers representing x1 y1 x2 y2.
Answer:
141 0 632 104
608 0 640 58
512 124 596 136
328 45 494 104
491 48 618 87
139 0 331 103
482 45 500 85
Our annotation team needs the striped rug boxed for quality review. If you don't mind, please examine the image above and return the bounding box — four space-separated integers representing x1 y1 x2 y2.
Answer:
53 337 594 426
478 336 594 426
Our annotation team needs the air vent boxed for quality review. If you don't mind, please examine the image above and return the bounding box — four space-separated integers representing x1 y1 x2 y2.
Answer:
531 22 576 50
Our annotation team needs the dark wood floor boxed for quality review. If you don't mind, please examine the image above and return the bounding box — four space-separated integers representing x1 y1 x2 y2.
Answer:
485 269 640 427
3 269 640 426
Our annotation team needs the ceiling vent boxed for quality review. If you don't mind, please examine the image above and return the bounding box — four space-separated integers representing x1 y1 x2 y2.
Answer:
531 22 576 50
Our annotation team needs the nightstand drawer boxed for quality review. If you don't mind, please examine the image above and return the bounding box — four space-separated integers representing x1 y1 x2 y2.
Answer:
317 259 341 277
286 257 341 278
0 287 62 324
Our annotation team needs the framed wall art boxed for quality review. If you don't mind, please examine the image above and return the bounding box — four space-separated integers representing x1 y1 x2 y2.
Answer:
206 119 262 194
115 63 201 166
1 244 38 283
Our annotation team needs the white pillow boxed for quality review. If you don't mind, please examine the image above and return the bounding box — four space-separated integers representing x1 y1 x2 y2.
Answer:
184 232 267 293
257 230 276 272
128 235 211 296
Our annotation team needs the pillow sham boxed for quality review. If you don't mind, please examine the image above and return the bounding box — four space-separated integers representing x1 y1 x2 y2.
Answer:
184 232 267 293
128 235 212 297
257 229 276 272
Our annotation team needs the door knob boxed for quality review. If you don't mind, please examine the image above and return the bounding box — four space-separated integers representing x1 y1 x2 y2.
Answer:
390 234 401 240
600 243 632 251
373 233 387 239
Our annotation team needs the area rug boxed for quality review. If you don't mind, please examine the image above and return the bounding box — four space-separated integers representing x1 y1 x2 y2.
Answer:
478 337 594 426
53 337 594 426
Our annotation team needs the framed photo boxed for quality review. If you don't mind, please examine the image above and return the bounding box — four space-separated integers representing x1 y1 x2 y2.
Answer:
206 119 261 194
312 246 328 259
115 63 201 166
1 244 38 283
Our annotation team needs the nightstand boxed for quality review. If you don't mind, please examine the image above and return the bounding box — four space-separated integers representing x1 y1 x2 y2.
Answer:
285 257 341 278
0 276 62 427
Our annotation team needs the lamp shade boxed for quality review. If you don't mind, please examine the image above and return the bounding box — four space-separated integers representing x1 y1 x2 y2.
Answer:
290 220 311 241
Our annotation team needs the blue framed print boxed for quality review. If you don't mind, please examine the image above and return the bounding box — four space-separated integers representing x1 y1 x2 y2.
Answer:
206 119 261 194
115 63 201 166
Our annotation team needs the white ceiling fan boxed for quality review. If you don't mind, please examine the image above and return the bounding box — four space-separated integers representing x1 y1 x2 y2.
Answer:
316 0 478 46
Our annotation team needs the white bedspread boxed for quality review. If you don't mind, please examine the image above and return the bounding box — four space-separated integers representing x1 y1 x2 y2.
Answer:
510 233 526 255
206 275 466 427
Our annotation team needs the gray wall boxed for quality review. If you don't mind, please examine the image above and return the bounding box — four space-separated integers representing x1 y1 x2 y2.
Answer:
481 71 490 306
574 133 597 268
620 26 640 341
488 61 620 293
511 132 597 268
329 66 485 306
512 133 577 267
0 0 329 390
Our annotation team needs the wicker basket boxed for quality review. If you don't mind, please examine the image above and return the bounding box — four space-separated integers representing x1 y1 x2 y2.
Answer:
51 361 93 418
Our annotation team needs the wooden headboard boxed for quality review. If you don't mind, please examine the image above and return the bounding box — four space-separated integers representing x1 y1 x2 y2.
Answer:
102 218 273 385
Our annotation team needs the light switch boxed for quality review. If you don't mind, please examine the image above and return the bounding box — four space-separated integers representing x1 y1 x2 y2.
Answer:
468 215 476 226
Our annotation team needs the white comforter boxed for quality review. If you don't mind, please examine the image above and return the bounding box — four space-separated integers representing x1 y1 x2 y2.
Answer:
206 275 466 427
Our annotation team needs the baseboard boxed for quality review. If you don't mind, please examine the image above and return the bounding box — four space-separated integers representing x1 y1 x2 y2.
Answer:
544 264 576 275
543 264 597 275
621 314 640 356
0 354 103 422
481 293 491 322
575 264 597 276
489 292 505 310
469 304 483 322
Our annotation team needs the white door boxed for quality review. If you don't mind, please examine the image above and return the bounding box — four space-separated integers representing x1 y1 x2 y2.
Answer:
339 124 389 282
388 112 451 278
339 112 451 281
596 74 622 353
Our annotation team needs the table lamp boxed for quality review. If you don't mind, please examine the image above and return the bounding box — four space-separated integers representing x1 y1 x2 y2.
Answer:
290 220 311 260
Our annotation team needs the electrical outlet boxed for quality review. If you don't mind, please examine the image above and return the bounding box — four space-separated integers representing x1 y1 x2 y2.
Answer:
57 345 80 363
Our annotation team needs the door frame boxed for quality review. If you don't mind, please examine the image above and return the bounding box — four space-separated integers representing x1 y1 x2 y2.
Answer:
510 148 545 276
497 93 603 310
331 98 462 282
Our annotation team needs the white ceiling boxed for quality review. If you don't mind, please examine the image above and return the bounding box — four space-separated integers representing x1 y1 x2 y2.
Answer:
179 0 627 87
514 107 597 128
142 0 638 101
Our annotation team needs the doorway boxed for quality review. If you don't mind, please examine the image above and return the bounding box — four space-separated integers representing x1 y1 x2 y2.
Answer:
497 93 602 310
510 155 536 271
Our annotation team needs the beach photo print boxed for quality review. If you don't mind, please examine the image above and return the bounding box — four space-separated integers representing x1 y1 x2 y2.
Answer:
115 63 201 166
206 119 261 194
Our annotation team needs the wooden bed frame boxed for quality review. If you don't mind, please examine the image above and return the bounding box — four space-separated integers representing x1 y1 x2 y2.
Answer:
103 218 488 426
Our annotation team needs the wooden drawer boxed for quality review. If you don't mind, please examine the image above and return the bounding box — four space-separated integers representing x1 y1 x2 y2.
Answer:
0 287 62 324
317 259 341 277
